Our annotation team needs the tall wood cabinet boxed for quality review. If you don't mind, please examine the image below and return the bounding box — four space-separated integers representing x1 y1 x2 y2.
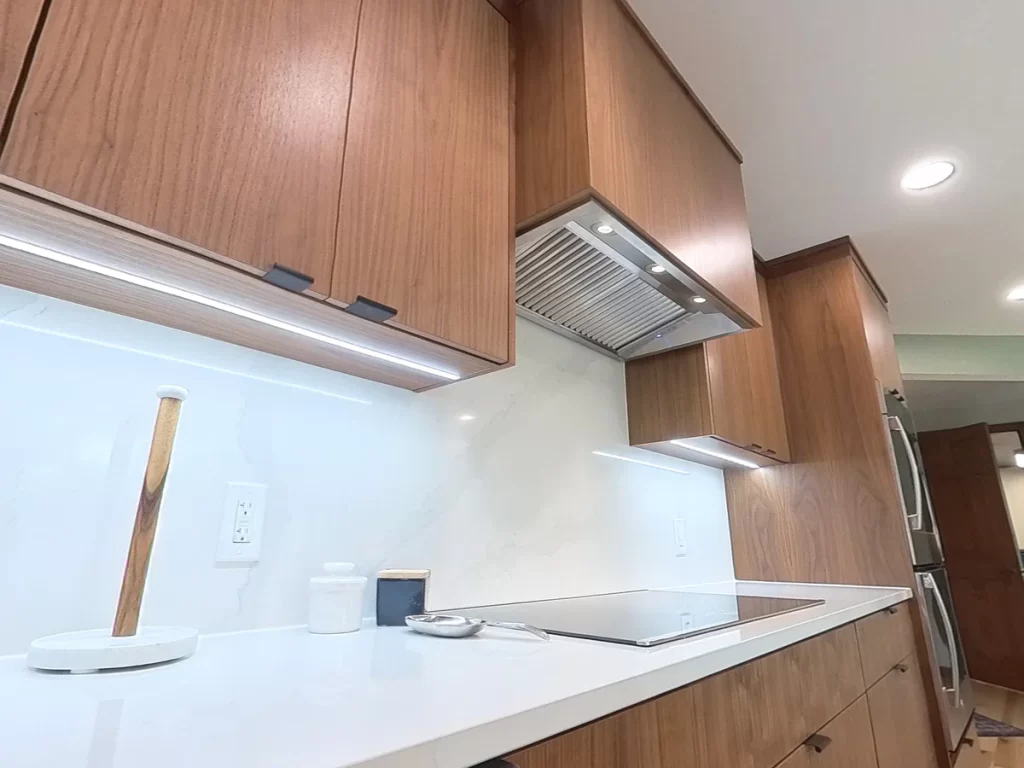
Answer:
0 0 515 387
725 239 913 588
625 271 790 469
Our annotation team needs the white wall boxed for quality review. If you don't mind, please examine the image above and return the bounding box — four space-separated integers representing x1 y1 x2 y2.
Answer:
0 286 734 655
1000 468 1024 549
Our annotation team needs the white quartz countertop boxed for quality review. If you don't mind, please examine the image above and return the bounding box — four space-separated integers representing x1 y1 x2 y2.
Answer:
0 581 911 768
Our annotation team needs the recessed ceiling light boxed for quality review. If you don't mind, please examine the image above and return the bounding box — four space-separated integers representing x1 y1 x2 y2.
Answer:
1008 285 1024 302
1016 450 1024 469
646 264 666 274
692 296 707 304
594 223 614 235
901 160 955 191
458 414 475 422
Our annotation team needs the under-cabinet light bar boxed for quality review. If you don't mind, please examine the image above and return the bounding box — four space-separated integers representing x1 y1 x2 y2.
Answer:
0 234 461 381
592 450 689 475
669 440 760 469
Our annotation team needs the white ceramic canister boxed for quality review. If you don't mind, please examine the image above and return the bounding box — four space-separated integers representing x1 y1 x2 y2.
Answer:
308 563 367 634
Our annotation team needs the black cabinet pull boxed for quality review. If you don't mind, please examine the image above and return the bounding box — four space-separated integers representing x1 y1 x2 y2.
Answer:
804 733 832 753
894 662 909 673
765 448 777 455
885 605 899 615
749 443 764 451
262 263 314 293
345 296 398 324
476 761 518 768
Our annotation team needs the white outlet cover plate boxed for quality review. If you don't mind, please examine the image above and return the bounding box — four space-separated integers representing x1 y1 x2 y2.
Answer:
217 482 267 563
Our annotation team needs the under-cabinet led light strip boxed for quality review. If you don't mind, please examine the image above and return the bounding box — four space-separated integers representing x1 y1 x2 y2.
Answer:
670 440 760 469
592 450 689 475
0 233 461 381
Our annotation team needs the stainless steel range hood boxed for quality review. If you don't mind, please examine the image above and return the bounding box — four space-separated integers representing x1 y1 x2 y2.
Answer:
515 199 748 360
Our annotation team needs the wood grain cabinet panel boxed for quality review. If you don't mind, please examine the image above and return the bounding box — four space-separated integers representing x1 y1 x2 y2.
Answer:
0 0 46 124
332 0 512 362
868 654 940 768
516 0 761 327
854 266 904 395
625 271 789 468
775 696 878 768
0 0 358 291
508 625 865 768
855 602 916 688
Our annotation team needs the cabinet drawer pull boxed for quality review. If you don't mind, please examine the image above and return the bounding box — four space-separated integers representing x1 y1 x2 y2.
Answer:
804 734 832 753
885 605 899 615
262 263 314 293
749 443 764 451
765 448 777 455
477 761 518 768
344 296 398 324
894 662 909 673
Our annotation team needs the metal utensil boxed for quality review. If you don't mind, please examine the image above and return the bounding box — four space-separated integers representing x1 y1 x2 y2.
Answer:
405 614 550 641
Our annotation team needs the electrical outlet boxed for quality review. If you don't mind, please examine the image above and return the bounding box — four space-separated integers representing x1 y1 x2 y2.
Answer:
673 518 687 556
217 483 267 563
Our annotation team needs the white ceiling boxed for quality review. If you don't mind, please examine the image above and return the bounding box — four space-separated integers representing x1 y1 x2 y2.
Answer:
630 0 1024 335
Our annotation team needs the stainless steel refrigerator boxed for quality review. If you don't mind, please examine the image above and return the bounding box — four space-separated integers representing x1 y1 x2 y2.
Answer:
884 389 974 750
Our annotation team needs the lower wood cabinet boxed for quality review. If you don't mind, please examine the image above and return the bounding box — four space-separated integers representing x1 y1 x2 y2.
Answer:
776 696 877 768
502 606 938 768
868 653 940 768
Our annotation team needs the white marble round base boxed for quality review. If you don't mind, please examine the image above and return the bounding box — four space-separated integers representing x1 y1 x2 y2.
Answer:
27 627 198 672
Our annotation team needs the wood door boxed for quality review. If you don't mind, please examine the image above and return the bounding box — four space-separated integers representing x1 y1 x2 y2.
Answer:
579 0 760 326
0 0 45 123
1 0 358 290
625 344 714 446
705 321 757 451
855 603 916 688
945 571 1024 692
508 625 865 768
775 696 878 768
868 654 940 768
332 0 512 362
918 424 1022 578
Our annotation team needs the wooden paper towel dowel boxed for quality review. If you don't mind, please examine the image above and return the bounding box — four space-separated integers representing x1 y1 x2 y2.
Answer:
112 386 188 637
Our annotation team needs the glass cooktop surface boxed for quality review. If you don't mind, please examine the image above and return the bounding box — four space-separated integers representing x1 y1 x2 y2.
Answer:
450 590 824 646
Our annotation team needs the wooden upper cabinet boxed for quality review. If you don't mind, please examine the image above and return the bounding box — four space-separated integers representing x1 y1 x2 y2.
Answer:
625 271 789 468
516 0 761 327
868 654 940 768
332 0 512 363
0 0 46 123
0 0 360 291
854 265 905 395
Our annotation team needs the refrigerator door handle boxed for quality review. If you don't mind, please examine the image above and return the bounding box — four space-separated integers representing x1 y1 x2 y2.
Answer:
889 415 924 531
923 573 961 705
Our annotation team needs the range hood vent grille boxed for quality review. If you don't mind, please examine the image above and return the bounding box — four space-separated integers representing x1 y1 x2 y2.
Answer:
516 228 690 355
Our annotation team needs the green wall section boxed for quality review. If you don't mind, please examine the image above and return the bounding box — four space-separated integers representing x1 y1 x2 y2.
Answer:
895 334 1024 381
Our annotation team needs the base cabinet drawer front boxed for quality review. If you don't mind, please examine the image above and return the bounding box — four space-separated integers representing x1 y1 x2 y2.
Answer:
867 654 939 768
508 625 865 768
775 696 878 768
855 603 916 688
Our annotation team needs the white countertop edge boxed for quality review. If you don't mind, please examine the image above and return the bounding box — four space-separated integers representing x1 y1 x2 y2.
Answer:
358 581 913 768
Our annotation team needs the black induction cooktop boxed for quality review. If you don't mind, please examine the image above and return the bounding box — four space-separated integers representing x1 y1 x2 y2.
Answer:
451 589 824 646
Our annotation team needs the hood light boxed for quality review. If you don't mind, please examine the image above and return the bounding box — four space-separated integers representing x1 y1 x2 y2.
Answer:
646 264 667 275
594 223 615 235
0 233 461 381
692 296 707 304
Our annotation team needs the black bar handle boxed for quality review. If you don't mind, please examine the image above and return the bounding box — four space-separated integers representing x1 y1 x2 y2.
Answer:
804 733 832 753
476 761 519 768
885 605 899 615
262 263 314 293
894 662 909 673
